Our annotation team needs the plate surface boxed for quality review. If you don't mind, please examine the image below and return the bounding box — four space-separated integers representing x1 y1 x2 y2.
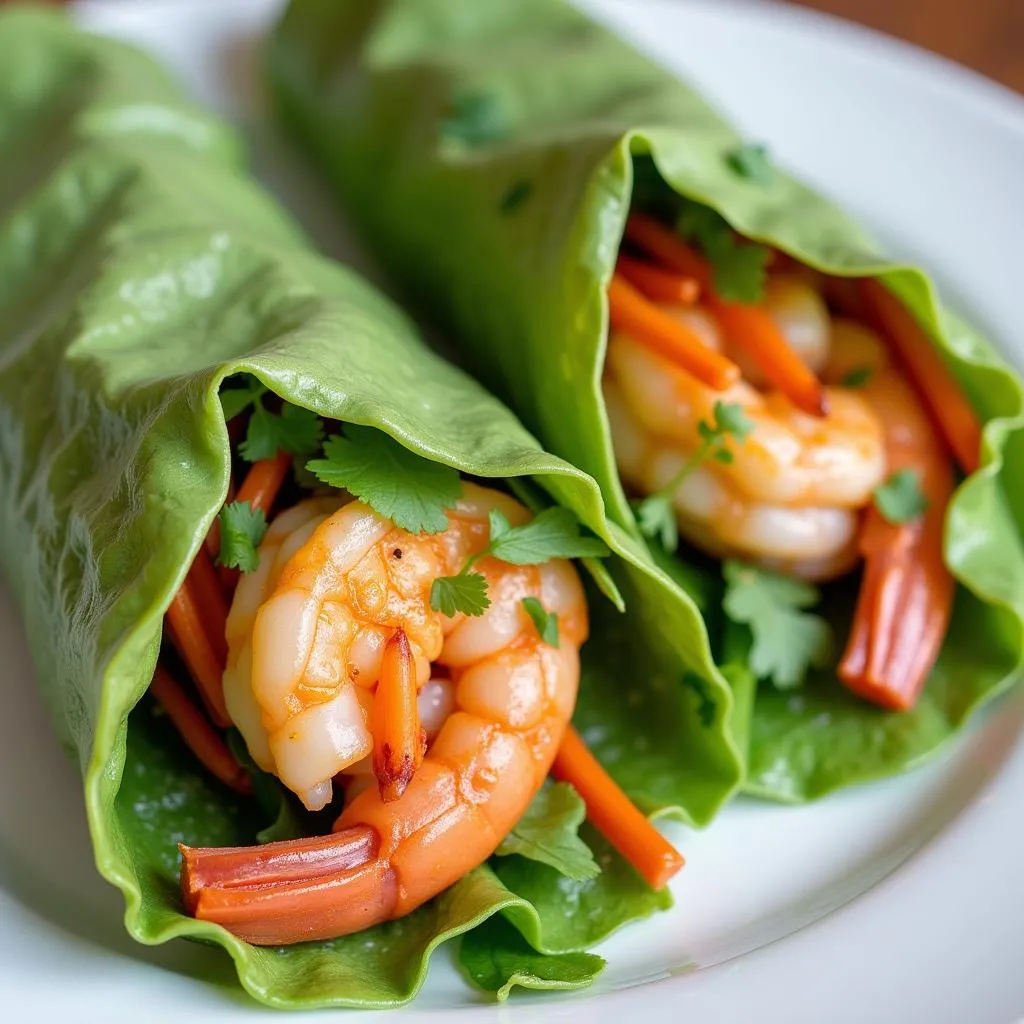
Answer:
1 1 1022 1021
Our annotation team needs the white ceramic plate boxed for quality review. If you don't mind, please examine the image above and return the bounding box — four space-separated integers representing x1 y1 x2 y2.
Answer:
1 1 1022 1021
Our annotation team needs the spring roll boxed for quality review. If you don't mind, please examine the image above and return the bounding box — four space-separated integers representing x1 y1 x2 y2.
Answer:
270 0 1024 807
0 6 743 1009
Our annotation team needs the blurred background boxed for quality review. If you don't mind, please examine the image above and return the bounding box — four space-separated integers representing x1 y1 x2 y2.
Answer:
5 0 1022 93
792 0 1023 92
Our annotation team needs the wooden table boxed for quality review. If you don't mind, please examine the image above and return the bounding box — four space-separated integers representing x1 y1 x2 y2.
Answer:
792 0 1023 93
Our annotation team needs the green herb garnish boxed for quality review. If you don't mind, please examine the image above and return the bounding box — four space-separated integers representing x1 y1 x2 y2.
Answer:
216 501 268 573
306 426 462 535
500 179 533 214
635 401 754 552
677 202 769 304
238 401 324 463
495 782 599 881
521 596 560 648
722 561 833 690
840 366 874 389
873 469 928 525
430 507 609 618
726 142 774 185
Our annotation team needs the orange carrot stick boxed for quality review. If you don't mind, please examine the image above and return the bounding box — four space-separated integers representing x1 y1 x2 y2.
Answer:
551 726 684 890
616 255 701 306
625 213 826 416
625 212 713 288
236 451 292 516
166 578 231 727
372 630 425 802
859 279 981 475
608 275 739 391
711 299 828 417
150 665 251 793
184 547 230 651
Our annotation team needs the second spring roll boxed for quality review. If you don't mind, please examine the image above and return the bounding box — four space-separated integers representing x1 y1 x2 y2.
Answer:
270 0 1024 802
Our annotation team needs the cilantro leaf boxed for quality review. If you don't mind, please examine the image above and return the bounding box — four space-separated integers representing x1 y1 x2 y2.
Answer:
495 783 599 882
238 401 324 462
840 366 874 389
440 90 505 146
306 426 461 534
874 469 929 525
709 400 755 442
430 570 491 618
726 142 774 185
216 501 268 572
636 401 753 553
521 596 560 648
219 378 267 422
677 201 768 304
722 560 833 690
487 507 609 565
500 179 533 214
634 493 678 553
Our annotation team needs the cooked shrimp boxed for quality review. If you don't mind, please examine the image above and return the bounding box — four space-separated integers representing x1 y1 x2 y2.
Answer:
605 375 862 579
181 483 588 944
605 297 887 579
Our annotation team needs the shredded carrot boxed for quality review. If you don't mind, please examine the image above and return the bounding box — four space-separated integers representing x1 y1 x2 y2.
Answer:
616 254 700 306
608 275 739 391
372 630 424 802
710 299 828 417
625 213 713 288
184 547 230 652
625 213 826 417
860 279 981 474
551 726 684 890
150 665 250 793
236 451 292 516
166 577 231 727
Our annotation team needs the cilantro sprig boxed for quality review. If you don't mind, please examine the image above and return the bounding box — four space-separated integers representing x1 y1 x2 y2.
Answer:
522 596 560 648
216 500 268 573
722 561 833 690
873 469 929 525
636 401 754 552
726 142 774 186
306 427 462 535
495 782 599 881
677 201 769 304
430 507 609 618
239 402 324 462
840 366 874 389
220 376 325 466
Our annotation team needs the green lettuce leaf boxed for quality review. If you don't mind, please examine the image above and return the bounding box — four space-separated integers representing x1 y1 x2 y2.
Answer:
459 915 605 1000
270 0 1024 800
496 782 598 881
0 8 743 1009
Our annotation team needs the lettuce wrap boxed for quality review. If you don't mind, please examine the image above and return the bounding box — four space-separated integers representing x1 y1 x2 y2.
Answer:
269 0 1024 802
0 6 749 1009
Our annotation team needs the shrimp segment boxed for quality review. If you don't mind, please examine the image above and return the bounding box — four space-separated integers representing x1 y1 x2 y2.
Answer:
371 629 425 802
182 484 587 943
